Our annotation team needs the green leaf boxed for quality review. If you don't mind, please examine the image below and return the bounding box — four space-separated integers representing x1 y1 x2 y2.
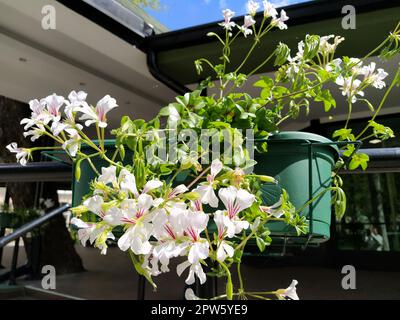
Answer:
128 250 157 289
303 35 320 60
368 120 394 140
253 76 274 89
348 152 369 170
315 89 336 112
256 237 266 252
274 42 290 66
332 128 355 141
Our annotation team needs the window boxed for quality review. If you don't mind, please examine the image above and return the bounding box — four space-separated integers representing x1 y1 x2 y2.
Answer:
336 173 400 252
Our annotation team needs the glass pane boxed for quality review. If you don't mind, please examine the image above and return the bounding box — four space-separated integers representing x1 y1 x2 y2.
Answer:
84 0 316 35
336 173 400 252
142 0 314 32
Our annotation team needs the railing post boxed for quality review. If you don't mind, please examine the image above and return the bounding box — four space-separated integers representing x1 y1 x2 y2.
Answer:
9 237 20 285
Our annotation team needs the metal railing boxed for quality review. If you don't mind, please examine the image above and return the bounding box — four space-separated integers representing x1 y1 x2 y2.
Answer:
0 204 70 285
0 204 70 249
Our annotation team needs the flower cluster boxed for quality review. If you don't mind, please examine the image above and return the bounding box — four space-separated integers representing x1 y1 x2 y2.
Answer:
70 159 289 287
7 91 118 165
219 1 288 37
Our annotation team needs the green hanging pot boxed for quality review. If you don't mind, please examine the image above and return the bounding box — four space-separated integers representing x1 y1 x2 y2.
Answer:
255 131 339 244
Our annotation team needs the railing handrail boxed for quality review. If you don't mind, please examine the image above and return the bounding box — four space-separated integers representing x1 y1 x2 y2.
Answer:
0 204 70 249
0 162 71 183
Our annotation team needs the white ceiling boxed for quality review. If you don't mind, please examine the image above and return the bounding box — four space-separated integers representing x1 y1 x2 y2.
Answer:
0 0 176 130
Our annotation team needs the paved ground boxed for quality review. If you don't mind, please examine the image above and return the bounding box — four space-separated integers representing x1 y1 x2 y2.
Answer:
1 244 400 299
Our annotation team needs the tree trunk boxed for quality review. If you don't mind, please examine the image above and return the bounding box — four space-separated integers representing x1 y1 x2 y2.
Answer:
0 95 84 276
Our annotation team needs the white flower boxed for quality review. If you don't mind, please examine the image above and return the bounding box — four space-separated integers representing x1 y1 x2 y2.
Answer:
98 166 117 185
177 260 207 285
20 99 46 129
348 57 362 75
260 197 284 218
217 186 255 237
83 195 105 218
23 124 46 142
218 186 255 232
153 240 185 273
219 9 236 30
65 90 89 120
213 211 235 262
190 199 203 212
325 58 342 72
263 0 277 18
217 240 234 262
168 184 188 199
319 35 344 54
62 128 81 157
6 142 30 166
278 280 299 300
185 288 201 300
68 90 88 107
239 15 256 37
78 94 117 128
151 208 186 273
360 62 388 89
272 9 289 30
167 105 180 128
50 121 69 136
119 168 162 197
335 75 364 103
193 159 222 208
116 194 155 255
142 179 163 194
170 209 209 283
70 217 114 254
180 210 209 262
44 93 64 123
119 168 139 196
118 222 153 255
246 0 260 16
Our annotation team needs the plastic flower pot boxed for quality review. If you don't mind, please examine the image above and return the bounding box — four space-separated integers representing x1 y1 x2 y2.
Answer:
255 131 339 244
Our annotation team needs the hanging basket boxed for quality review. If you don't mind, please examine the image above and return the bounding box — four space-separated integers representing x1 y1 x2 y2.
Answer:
60 132 343 245
255 131 340 245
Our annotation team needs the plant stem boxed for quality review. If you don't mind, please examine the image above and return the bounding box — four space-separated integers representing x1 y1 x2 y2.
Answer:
187 165 211 189
86 157 100 175
218 260 233 300
247 51 275 77
295 187 335 215
344 100 353 129
237 261 244 293
30 146 63 151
